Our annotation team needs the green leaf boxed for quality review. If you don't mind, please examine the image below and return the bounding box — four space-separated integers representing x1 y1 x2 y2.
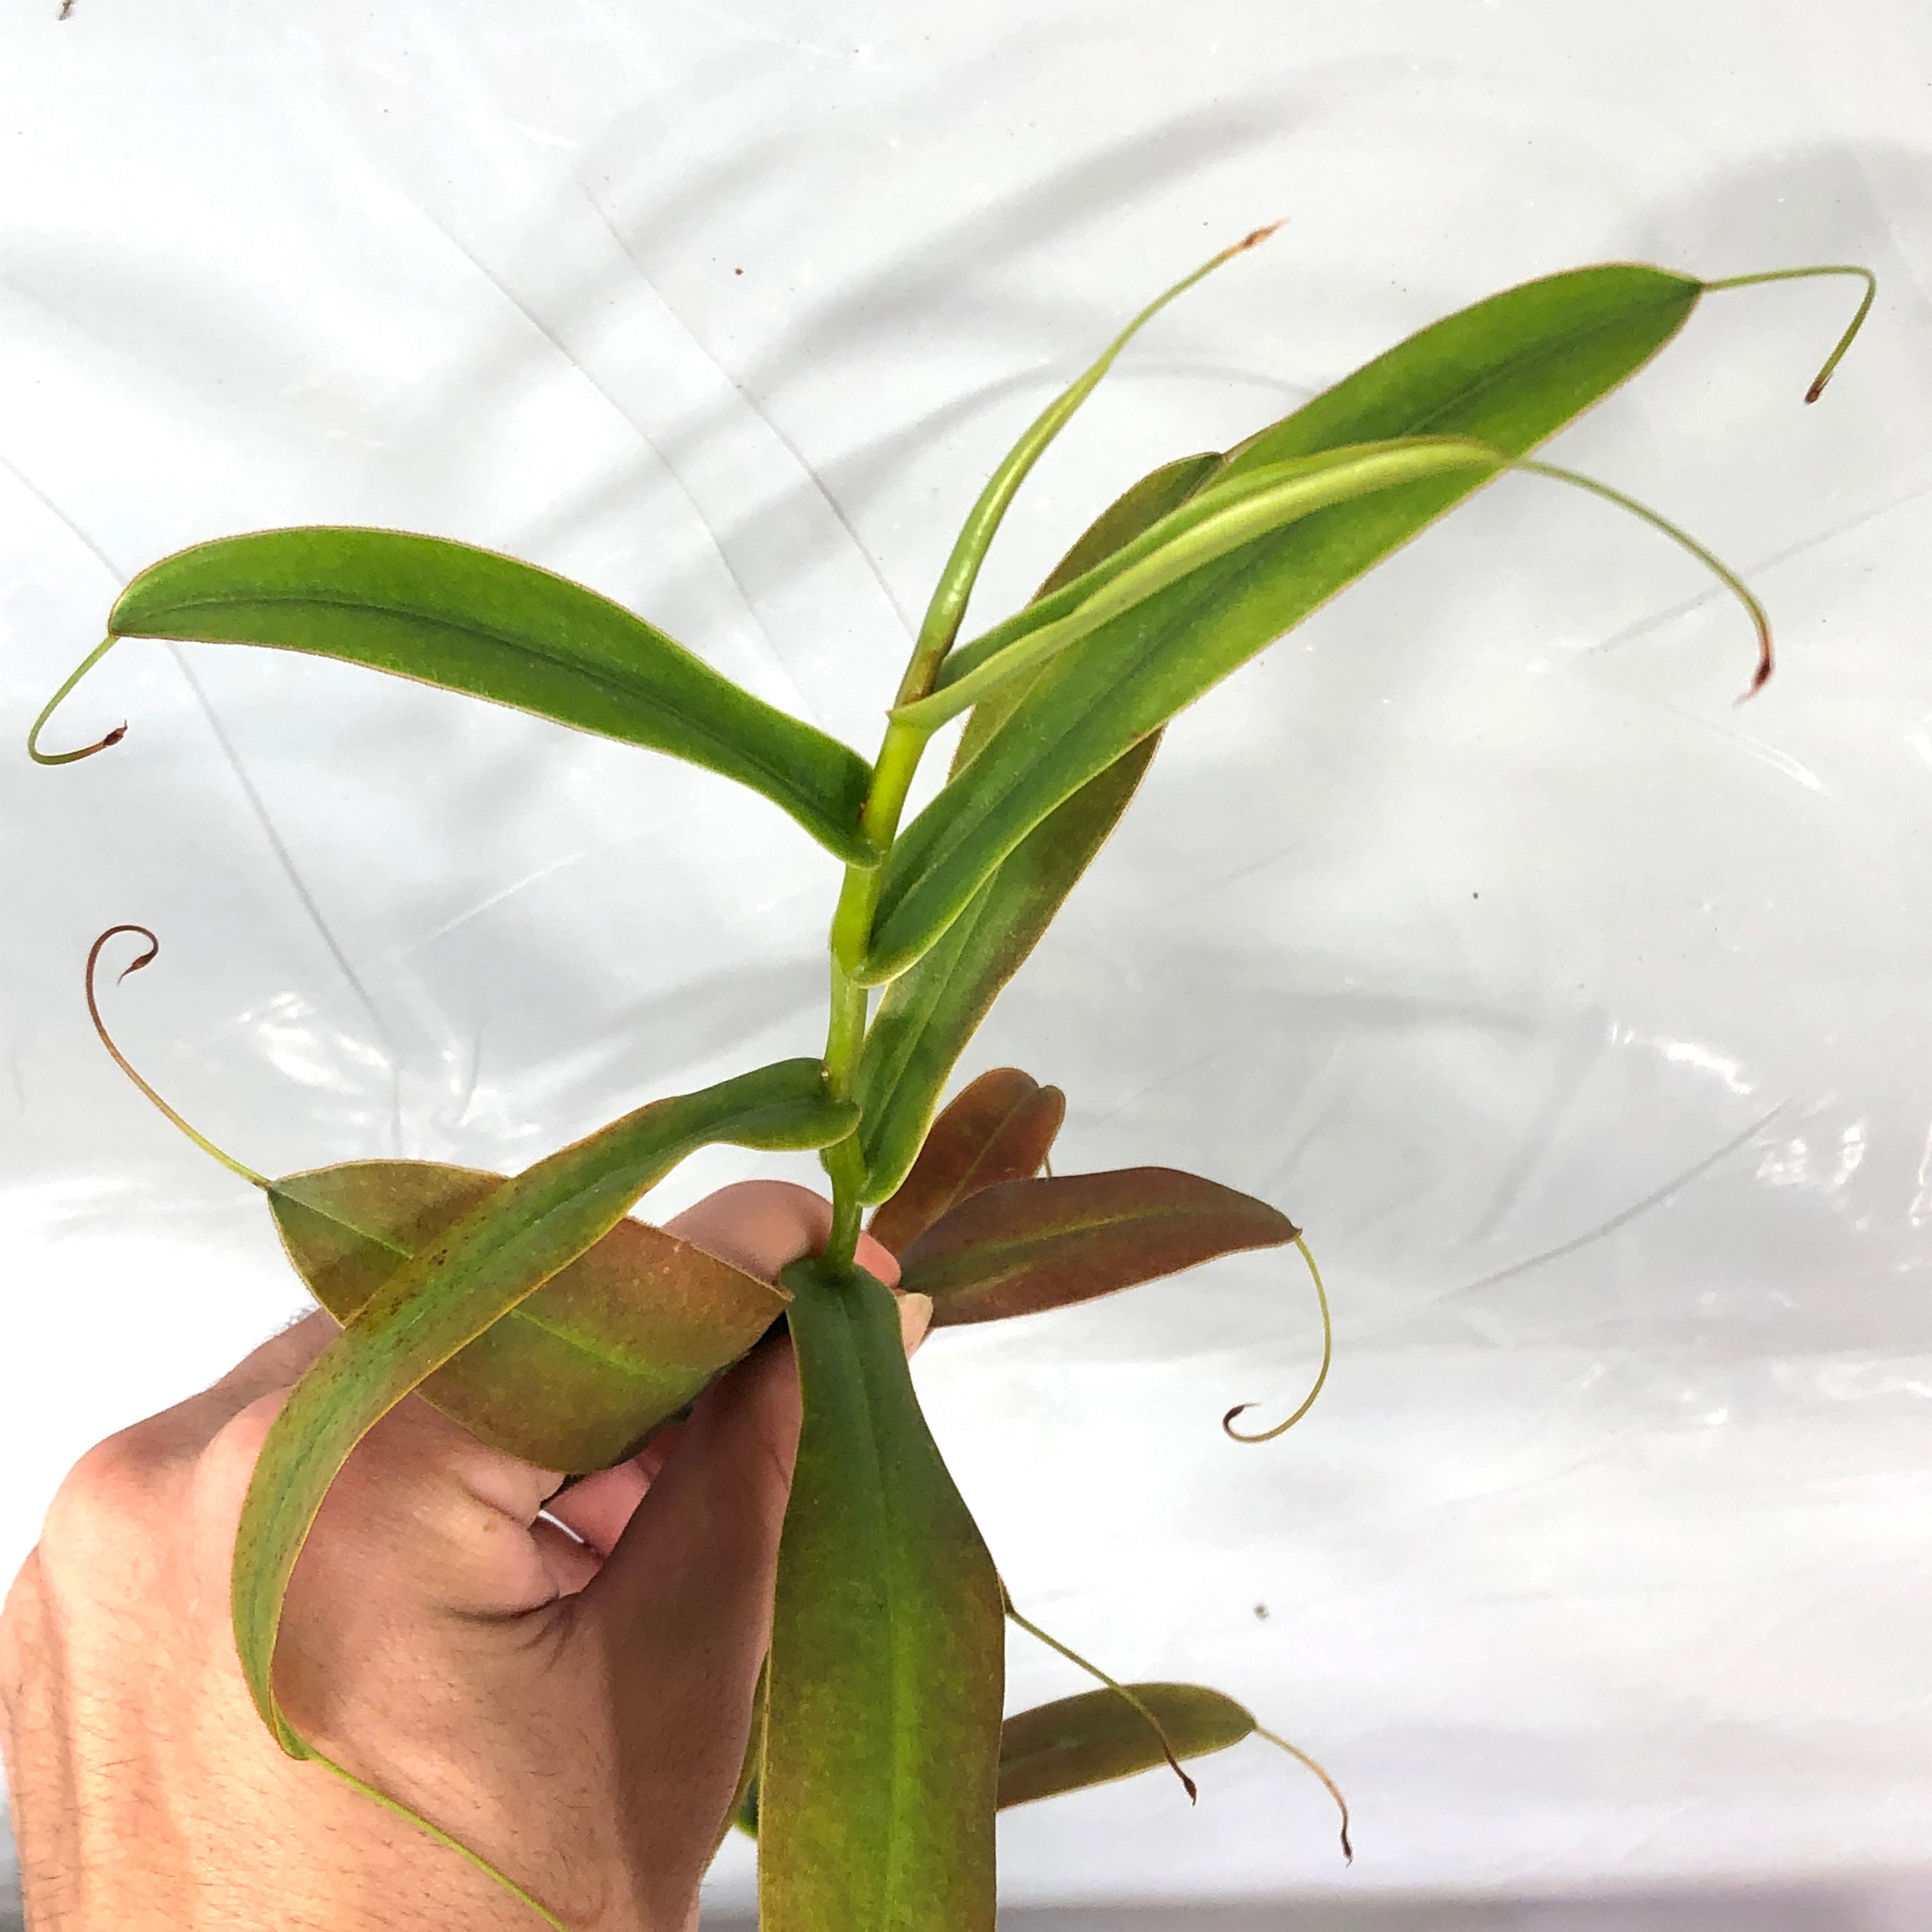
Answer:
105 527 877 863
233 1058 857 1757
997 1683 1255 1809
949 451 1225 772
759 1256 1003 1932
733 1678 1252 1837
852 456 1223 1202
857 263 1706 983
896 1167 1298 1327
900 231 1273 694
898 439 1530 733
866 1067 1065 1254
267 1160 786 1473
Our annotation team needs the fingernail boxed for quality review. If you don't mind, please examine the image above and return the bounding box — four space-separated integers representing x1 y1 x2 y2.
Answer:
898 1292 934 1356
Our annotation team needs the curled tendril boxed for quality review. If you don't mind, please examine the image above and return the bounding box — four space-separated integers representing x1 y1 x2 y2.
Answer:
1000 1579 1198 1804
85 925 266 1188
1506 456 1774 703
1702 263 1877 402
29 636 126 765
1255 1724 1353 1864
1223 1234 1332 1444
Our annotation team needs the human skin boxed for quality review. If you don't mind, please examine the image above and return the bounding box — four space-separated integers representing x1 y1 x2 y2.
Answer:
0 1179 926 1931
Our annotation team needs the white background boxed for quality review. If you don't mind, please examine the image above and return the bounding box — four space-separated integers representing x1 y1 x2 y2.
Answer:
4 1 1932 1924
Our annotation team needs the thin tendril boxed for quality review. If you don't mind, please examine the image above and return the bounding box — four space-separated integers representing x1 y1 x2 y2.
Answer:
85 926 268 1188
309 1749 572 1931
1000 1581 1198 1803
903 222 1283 694
1509 457 1774 703
29 635 126 763
1254 1725 1353 1864
1701 264 1876 402
1223 1234 1331 1444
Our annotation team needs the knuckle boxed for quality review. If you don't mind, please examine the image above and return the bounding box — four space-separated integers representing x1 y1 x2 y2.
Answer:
44 1423 173 1535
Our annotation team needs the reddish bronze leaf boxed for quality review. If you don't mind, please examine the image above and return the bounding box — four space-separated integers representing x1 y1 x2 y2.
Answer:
269 1158 788 1472
898 1167 1297 1327
866 1066 1065 1255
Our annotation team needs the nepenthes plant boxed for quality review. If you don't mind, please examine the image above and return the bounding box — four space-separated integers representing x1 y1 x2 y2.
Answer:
29 231 1873 1929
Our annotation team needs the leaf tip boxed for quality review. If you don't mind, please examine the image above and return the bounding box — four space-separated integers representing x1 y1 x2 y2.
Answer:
1736 618 1775 703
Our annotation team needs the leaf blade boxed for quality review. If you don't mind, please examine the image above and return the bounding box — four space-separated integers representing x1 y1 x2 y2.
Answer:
859 264 1705 982
759 1257 1003 1932
267 1160 787 1473
997 1683 1255 1810
897 1168 1298 1326
866 1068 1065 1254
852 456 1222 1202
233 1058 857 1755
109 527 877 863
897 439 1511 733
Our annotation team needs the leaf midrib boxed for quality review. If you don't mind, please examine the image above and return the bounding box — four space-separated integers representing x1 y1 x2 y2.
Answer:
880 282 1696 947
126 586 840 825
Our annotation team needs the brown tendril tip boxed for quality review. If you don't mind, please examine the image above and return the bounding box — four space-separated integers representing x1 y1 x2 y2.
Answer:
85 925 266 1188
29 636 128 766
1254 1725 1353 1864
1702 263 1876 406
1223 1234 1333 1444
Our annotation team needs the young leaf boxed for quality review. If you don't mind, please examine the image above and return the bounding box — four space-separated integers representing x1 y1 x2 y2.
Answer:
44 528 876 863
759 1256 1003 1932
996 1683 1254 1809
895 1167 1297 1326
895 439 1518 732
851 457 1223 1202
232 1057 857 1758
900 231 1273 695
857 264 1713 981
866 1067 1065 1254
268 1160 786 1473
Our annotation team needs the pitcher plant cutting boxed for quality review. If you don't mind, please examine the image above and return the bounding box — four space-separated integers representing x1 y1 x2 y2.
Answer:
30 231 1873 1929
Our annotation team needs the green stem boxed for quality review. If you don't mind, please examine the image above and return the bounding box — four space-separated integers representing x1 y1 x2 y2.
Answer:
814 230 1285 1253
817 719 935 1269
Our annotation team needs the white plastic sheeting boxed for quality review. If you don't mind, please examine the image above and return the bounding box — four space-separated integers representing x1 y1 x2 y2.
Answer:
4 2 1931 1924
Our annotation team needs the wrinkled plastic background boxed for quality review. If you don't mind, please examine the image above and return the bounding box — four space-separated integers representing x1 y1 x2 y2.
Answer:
5 1 1932 1925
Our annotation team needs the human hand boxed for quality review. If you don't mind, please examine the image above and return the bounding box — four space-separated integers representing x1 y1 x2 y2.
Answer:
0 1180 924 1931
